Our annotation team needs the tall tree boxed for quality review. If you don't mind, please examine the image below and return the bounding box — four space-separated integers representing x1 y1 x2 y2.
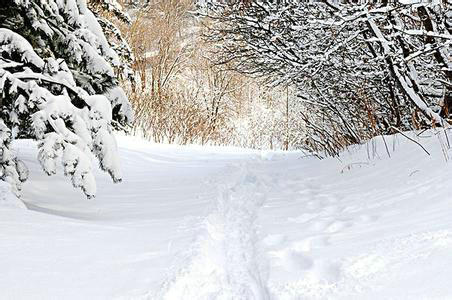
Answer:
200 0 451 155
0 0 133 197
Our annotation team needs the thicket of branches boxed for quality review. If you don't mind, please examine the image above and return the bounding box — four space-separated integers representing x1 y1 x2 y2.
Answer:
125 0 307 148
200 0 451 155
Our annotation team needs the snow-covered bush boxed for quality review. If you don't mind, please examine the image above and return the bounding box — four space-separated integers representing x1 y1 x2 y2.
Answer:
0 0 133 198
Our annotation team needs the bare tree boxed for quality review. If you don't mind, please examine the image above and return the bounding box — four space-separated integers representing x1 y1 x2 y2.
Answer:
200 0 451 155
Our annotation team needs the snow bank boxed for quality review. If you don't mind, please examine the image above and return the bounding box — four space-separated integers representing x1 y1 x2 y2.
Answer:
0 181 26 209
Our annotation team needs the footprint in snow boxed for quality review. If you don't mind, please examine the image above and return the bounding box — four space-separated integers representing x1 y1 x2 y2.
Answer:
320 205 342 215
342 205 362 213
312 193 332 201
325 220 352 233
288 213 318 224
262 234 287 248
297 189 311 196
291 236 330 252
273 249 342 284
309 260 342 283
306 200 323 210
308 218 333 231
271 249 315 273
358 214 379 223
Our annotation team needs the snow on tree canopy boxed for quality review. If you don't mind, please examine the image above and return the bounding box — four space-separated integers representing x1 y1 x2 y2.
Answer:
0 0 133 198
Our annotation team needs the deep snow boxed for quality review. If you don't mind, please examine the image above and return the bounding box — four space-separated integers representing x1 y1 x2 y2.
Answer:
1 131 452 299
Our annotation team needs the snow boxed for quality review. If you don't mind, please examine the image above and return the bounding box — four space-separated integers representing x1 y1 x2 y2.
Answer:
1 131 452 299
0 181 26 209
0 28 45 69
104 86 134 123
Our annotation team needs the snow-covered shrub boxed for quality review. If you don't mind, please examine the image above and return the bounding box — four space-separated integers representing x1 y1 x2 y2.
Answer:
0 180 26 208
0 0 133 198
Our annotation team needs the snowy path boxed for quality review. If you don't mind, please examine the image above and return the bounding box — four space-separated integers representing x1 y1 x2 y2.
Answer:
159 165 270 299
1 133 452 299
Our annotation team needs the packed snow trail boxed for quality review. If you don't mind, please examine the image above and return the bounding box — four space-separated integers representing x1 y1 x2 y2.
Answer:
158 165 270 299
1 132 452 299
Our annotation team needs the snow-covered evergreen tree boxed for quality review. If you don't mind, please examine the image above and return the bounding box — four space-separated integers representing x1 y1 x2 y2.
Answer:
87 0 134 83
0 0 133 198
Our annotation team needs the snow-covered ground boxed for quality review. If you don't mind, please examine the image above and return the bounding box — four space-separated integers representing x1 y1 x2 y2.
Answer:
1 131 452 299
